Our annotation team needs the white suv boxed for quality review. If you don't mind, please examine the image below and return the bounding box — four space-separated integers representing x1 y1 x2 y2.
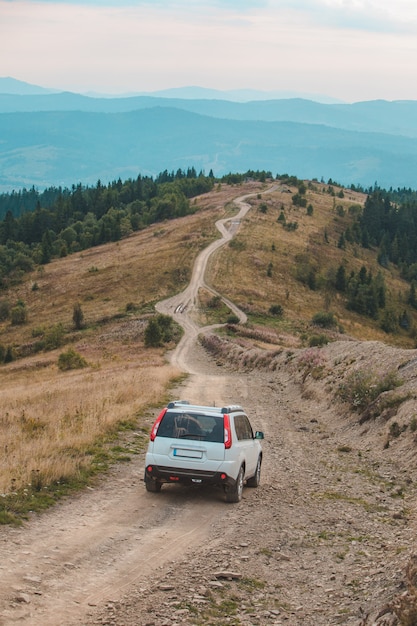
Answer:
144 400 264 502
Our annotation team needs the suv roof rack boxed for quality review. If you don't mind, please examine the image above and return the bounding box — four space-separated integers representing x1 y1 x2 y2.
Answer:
221 405 244 414
166 400 244 414
167 400 190 408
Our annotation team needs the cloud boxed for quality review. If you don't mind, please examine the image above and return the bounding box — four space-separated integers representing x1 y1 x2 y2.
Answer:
19 0 269 7
272 0 417 33
1 0 416 100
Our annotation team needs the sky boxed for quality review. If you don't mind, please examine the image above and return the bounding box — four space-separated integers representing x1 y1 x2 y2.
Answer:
1 0 417 102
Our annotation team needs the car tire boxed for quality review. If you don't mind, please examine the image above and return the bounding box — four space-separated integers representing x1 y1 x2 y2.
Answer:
145 473 162 492
225 466 244 503
246 456 262 488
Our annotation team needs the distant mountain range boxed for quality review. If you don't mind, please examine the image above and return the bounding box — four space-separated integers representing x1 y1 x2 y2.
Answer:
0 77 343 103
1 77 417 192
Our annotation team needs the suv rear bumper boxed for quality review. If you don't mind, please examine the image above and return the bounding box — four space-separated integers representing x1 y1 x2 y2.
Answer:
145 464 236 487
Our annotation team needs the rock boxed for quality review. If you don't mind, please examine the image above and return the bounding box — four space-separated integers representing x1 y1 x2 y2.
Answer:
15 593 31 603
214 571 242 580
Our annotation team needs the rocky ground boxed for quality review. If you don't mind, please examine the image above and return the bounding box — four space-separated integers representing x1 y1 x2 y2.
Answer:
1 334 416 626
81 336 417 626
1 184 417 625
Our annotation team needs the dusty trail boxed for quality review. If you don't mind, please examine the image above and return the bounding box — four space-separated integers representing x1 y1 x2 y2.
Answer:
1 183 415 626
0 188 270 626
156 187 277 371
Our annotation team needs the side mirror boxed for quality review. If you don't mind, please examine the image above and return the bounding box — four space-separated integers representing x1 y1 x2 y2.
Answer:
255 431 264 440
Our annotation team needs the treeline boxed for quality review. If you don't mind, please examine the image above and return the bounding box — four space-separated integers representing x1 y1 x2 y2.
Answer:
340 187 417 283
0 168 215 288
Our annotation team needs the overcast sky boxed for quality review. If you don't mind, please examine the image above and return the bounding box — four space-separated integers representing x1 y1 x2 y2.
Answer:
1 0 417 102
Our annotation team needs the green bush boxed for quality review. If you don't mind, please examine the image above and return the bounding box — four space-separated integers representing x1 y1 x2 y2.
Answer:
58 349 87 371
0 300 10 321
73 302 84 330
208 295 222 309
311 311 337 328
144 314 178 347
309 334 329 347
337 369 403 412
10 301 27 325
269 304 283 317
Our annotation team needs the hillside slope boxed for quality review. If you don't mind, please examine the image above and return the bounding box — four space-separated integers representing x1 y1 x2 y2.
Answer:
0 181 416 624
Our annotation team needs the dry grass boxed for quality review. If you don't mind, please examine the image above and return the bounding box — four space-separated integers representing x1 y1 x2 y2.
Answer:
0 181 264 500
0 343 179 494
208 181 417 346
0 179 415 505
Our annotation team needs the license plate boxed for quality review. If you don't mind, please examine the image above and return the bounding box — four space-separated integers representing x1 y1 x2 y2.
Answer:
173 448 203 459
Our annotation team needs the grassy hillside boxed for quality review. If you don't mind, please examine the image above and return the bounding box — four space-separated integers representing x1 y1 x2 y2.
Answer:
0 179 415 523
207 181 416 347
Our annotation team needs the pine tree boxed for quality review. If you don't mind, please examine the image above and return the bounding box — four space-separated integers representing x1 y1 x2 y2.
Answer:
144 318 162 347
73 302 84 330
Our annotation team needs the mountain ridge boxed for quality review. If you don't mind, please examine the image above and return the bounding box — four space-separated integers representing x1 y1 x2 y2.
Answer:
0 77 343 103
1 91 417 138
2 78 417 192
1 106 417 192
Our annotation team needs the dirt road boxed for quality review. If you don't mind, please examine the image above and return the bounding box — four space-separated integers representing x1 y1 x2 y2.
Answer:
0 188 416 625
0 189 267 625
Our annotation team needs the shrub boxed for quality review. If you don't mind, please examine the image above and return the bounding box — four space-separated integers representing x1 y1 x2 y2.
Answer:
208 295 222 309
144 314 178 347
337 368 403 412
43 324 66 350
309 334 329 347
10 301 27 325
389 422 402 438
269 304 283 317
144 318 163 347
73 302 84 330
0 300 10 321
58 349 87 371
311 311 337 328
229 239 246 251
283 221 299 231
298 348 327 382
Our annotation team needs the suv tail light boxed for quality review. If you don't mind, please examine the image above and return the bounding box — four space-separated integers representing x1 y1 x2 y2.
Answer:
223 414 232 449
150 408 167 441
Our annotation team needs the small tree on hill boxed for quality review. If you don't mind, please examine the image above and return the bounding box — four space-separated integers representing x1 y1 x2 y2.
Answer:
11 301 27 325
144 318 163 347
73 302 84 330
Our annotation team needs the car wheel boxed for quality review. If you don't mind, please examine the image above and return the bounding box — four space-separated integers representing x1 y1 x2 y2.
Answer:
145 473 162 492
246 456 262 488
225 466 244 503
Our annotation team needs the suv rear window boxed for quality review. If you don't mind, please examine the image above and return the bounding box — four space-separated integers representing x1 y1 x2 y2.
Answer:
157 411 224 442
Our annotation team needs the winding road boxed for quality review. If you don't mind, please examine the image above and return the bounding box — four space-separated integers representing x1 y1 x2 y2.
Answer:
156 186 277 372
0 186 273 626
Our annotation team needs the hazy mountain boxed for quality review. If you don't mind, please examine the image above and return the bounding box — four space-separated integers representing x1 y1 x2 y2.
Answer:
1 107 417 192
0 79 340 103
0 76 59 95
1 77 417 192
126 86 343 104
1 92 417 139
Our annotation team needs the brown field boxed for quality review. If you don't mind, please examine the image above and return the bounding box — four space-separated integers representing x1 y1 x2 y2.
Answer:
208 181 416 345
0 182 264 498
0 179 415 500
